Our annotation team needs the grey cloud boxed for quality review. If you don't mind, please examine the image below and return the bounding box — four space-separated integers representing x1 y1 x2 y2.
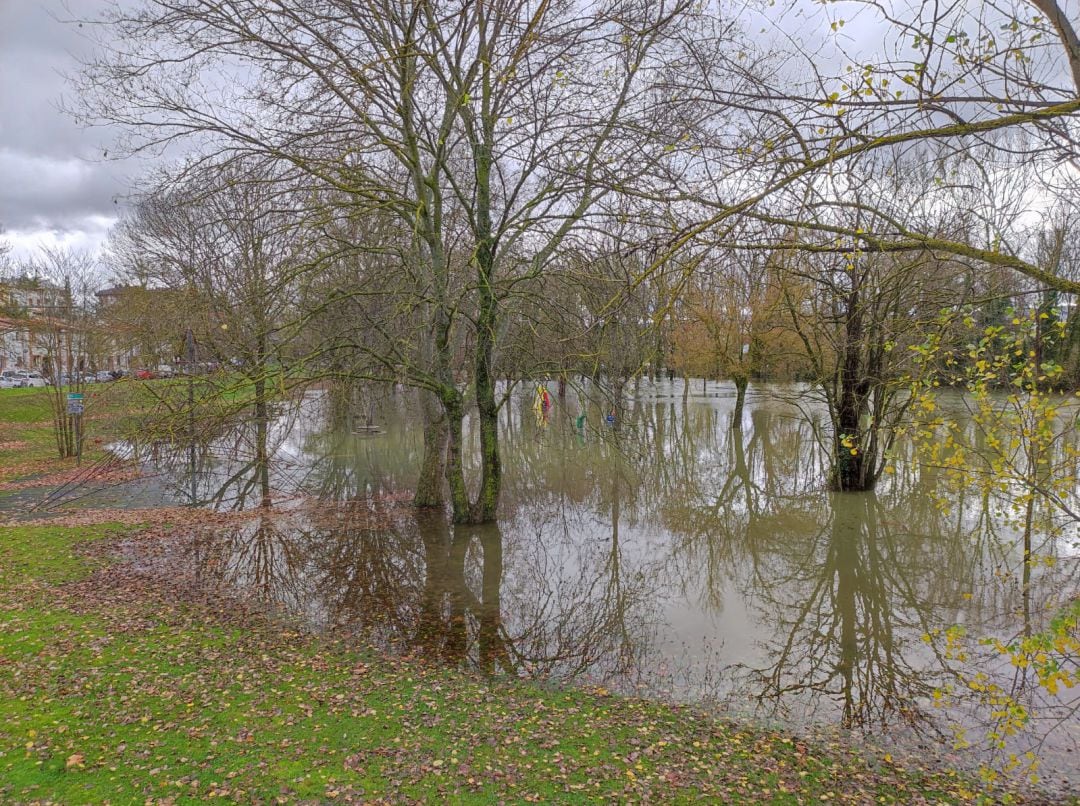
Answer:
0 148 127 230
0 0 134 239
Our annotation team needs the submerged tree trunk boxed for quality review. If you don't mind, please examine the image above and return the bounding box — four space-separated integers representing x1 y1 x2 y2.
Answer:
414 390 447 507
1022 494 1034 637
612 377 628 428
732 375 748 428
828 282 875 492
442 393 471 524
253 375 272 509
829 393 869 491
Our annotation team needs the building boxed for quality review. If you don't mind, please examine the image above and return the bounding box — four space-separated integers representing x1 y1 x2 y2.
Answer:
0 276 68 372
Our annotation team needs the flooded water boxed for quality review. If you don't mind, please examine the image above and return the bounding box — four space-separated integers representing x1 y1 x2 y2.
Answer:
69 380 1080 789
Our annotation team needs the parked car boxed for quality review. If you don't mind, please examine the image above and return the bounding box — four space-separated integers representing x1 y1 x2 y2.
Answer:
134 368 156 380
0 370 22 388
156 364 177 378
94 370 114 383
17 371 48 388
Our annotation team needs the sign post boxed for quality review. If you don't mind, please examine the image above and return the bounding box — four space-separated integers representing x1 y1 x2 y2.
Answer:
67 393 84 466
65 392 84 415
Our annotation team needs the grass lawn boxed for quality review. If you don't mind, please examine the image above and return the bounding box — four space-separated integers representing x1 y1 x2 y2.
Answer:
0 380 264 486
0 519 1024 804
0 387 69 480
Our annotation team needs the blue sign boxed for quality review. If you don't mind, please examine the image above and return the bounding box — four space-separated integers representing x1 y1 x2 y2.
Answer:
67 392 85 416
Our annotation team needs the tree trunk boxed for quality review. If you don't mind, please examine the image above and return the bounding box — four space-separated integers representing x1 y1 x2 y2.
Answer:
829 386 870 491
468 60 501 526
254 376 271 509
442 393 471 524
414 390 447 507
732 375 748 428
829 284 875 492
612 377 628 429
1022 494 1034 637
471 353 500 523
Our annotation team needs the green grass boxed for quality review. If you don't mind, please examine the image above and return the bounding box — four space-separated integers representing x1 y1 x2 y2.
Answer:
0 387 54 423
0 379 270 483
0 388 65 480
0 521 1012 804
0 387 106 481
0 523 118 583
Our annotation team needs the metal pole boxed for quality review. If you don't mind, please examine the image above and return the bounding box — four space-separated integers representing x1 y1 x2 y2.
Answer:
186 327 197 505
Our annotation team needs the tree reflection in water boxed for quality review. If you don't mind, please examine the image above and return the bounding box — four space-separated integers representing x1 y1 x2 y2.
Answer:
744 492 948 731
188 443 661 685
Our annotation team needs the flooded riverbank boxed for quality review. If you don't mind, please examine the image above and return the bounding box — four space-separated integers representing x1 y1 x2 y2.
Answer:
13 378 1079 793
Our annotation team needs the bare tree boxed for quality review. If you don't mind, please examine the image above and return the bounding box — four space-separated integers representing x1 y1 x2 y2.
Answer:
21 247 100 459
77 0 701 523
109 158 317 499
633 0 1080 295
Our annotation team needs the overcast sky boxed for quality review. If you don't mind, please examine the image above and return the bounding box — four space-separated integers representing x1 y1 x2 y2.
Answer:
0 0 133 262
3 0 1036 265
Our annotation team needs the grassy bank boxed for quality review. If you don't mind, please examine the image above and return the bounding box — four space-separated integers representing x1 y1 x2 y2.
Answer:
0 384 149 478
0 519 1020 804
0 387 74 482
0 379 267 486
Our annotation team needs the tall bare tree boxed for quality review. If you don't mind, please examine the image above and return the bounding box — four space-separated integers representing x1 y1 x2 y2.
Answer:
21 247 99 459
79 0 701 523
109 158 315 499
